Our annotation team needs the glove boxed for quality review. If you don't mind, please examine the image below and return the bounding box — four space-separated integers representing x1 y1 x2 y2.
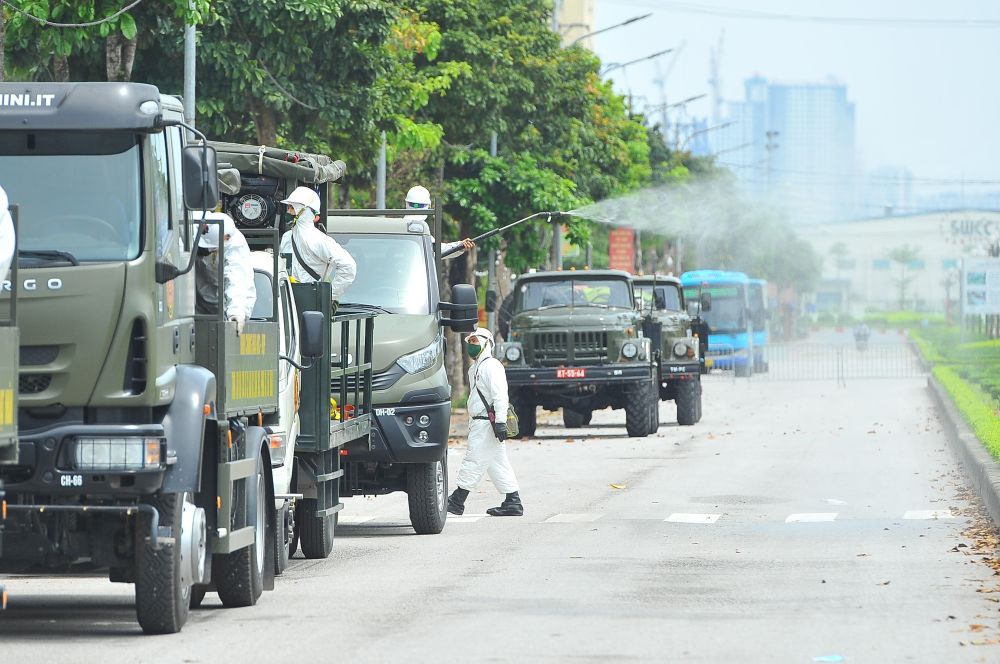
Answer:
493 422 508 442
229 314 246 335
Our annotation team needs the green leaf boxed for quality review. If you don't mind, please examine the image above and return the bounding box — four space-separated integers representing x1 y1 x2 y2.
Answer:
120 14 138 40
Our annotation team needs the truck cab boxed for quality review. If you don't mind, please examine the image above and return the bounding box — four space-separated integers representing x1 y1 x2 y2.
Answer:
632 275 703 425
499 269 660 437
327 212 476 535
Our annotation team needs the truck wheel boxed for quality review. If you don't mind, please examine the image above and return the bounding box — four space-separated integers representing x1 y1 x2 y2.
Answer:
407 457 448 535
297 498 337 559
695 380 704 423
135 492 202 634
215 452 267 607
274 502 291 575
512 393 536 437
562 408 589 428
675 380 700 426
190 585 207 609
625 378 657 437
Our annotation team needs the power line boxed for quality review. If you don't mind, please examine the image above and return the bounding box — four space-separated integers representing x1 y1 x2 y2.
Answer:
602 0 1000 29
2 0 146 28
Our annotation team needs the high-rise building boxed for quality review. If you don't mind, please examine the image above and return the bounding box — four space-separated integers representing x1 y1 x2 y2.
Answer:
555 0 596 49
710 76 857 223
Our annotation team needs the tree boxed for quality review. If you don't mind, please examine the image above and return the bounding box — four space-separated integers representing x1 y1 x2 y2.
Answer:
887 244 920 310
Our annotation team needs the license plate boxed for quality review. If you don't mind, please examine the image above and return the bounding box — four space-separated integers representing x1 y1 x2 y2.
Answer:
556 368 586 379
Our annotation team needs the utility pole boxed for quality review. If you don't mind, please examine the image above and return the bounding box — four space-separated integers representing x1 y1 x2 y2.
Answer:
376 131 387 208
765 130 780 192
487 131 498 333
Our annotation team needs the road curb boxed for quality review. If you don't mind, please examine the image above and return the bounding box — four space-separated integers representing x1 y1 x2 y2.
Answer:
928 376 1000 527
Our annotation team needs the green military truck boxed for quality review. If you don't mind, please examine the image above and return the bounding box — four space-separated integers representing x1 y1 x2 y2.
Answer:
496 269 660 437
0 81 350 634
327 210 477 535
632 275 704 426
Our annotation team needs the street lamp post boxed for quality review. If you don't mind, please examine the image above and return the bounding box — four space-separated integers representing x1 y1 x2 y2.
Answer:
568 13 652 46
600 48 673 76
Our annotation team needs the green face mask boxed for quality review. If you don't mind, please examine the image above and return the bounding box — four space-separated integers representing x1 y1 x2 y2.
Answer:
466 342 484 359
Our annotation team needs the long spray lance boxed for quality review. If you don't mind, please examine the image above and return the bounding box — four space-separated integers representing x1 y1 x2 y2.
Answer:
440 211 565 258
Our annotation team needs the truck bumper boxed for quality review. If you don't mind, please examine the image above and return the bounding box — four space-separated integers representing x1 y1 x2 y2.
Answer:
506 363 654 387
660 362 701 381
343 399 450 465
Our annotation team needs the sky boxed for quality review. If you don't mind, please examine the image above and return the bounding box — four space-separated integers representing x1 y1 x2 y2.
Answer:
593 0 1000 189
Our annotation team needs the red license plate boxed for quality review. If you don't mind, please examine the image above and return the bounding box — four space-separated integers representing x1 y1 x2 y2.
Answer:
556 368 586 379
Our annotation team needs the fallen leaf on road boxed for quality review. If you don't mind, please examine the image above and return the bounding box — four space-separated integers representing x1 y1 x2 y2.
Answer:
565 438 574 443
970 639 1000 645
609 484 626 490
867 430 877 434
707 433 716 440
877 580 891 586
857 553 869 557
970 624 988 632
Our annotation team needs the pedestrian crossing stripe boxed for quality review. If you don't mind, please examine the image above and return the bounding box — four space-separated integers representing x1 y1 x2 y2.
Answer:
785 513 838 523
545 513 603 523
665 513 721 524
903 510 955 520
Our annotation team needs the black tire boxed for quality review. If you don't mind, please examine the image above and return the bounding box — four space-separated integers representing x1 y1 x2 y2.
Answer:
562 408 588 428
625 377 657 437
512 392 536 437
215 452 267 608
135 492 191 634
297 498 336 559
675 379 700 426
407 457 448 535
274 502 291 576
694 380 703 423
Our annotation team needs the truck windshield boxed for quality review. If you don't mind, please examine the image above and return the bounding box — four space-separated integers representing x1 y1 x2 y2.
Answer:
684 285 746 333
517 278 632 311
331 233 430 314
635 284 681 311
0 132 141 262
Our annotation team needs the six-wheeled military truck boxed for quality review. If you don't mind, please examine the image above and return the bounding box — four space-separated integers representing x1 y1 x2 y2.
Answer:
327 210 477 534
497 270 660 437
0 81 338 634
632 275 704 426
211 141 372 571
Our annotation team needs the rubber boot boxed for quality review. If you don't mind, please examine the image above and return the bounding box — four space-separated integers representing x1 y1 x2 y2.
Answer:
487 491 523 517
447 488 469 515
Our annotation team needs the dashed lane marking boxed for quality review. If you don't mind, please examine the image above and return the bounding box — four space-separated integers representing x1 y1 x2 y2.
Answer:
903 510 955 520
545 513 604 523
785 513 838 523
665 513 722 524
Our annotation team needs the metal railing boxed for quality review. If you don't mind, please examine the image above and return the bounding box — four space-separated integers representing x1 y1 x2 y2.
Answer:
750 342 927 386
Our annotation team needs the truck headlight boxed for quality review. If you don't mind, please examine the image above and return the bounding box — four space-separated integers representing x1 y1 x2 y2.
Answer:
74 437 163 471
396 338 441 375
673 341 696 359
505 345 522 362
621 341 639 359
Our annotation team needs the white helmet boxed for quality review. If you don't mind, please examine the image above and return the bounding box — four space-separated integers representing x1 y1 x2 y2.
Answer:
281 186 321 213
196 211 236 249
464 327 494 349
405 185 431 208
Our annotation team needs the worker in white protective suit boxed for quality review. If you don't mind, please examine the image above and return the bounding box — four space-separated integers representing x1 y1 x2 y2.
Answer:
0 185 13 283
195 211 256 334
404 185 475 259
279 186 356 306
447 327 523 517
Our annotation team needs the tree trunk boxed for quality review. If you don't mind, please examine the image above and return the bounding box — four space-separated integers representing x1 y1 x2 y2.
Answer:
53 55 70 82
251 100 278 146
121 35 137 81
0 8 6 82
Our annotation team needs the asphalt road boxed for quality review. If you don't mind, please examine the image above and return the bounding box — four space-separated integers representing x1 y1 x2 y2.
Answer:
2 372 1000 662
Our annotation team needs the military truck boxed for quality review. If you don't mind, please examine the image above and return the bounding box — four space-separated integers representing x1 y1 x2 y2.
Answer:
326 210 478 535
496 270 660 437
0 81 337 633
632 275 706 426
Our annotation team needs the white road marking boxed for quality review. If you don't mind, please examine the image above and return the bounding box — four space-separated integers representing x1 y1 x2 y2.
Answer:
785 513 838 523
448 514 487 523
824 498 848 505
665 513 722 524
339 516 375 525
545 513 604 523
903 510 955 520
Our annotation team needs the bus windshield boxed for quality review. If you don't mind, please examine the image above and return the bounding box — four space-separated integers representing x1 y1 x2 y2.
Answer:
517 278 633 311
635 284 682 311
684 284 747 333
330 233 431 315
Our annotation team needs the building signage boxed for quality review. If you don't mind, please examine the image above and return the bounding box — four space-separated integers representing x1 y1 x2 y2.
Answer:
961 257 1000 315
608 228 635 273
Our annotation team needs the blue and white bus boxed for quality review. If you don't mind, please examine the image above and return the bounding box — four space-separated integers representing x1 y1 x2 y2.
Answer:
748 278 769 373
681 270 755 377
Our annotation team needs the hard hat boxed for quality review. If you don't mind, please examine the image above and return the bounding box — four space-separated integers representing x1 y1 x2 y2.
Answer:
196 211 235 249
281 186 321 212
405 185 431 208
464 327 494 346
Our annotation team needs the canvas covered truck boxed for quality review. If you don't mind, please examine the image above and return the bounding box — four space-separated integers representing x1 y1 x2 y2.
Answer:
496 269 660 437
0 81 341 634
632 275 705 426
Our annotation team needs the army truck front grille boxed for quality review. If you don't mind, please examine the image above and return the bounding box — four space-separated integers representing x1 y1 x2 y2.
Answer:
527 330 610 366
531 331 570 366
19 374 52 394
573 331 608 363
19 345 58 366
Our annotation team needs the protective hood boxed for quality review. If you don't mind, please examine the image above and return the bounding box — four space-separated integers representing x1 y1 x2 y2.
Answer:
465 327 495 362
0 184 13 281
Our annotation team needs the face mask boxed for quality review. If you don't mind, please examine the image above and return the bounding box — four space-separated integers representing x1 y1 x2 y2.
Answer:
466 342 484 359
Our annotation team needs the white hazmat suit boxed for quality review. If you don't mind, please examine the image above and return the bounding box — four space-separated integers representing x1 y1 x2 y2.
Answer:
0 185 14 282
195 211 256 332
279 204 356 300
456 328 520 495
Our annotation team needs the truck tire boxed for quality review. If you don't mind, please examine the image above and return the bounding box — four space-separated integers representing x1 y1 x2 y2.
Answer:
297 498 336 559
562 408 590 428
135 492 193 634
274 502 291 575
512 393 536 437
215 452 267 608
675 379 700 426
407 457 448 535
625 377 657 437
190 585 207 609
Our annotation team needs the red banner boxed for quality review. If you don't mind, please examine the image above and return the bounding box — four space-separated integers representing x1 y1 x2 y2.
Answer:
608 228 635 273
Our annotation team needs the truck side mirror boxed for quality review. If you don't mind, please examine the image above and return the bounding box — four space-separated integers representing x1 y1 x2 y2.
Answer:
182 144 220 211
700 293 712 312
686 301 701 316
440 284 478 333
299 310 325 359
485 290 498 313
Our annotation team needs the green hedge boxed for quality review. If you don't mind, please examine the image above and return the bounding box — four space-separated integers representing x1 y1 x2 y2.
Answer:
933 365 1000 460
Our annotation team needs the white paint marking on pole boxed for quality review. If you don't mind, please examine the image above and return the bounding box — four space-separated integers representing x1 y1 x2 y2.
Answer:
339 516 375 525
665 513 721 524
545 513 604 523
903 510 955 520
785 513 838 523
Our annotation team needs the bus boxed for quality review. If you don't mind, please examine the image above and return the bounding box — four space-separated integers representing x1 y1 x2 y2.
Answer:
748 278 769 373
681 270 755 377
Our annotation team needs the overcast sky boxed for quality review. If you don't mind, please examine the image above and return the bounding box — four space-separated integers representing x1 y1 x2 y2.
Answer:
594 0 1000 191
